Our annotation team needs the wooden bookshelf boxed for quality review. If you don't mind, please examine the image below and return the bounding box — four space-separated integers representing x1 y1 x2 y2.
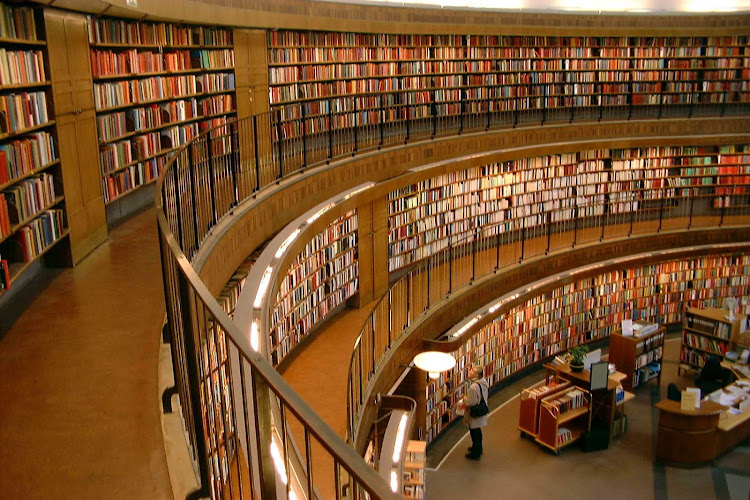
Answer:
423 254 750 445
269 210 359 366
608 326 666 391
86 16 236 204
266 32 750 145
536 387 591 453
387 144 750 271
0 3 73 295
679 306 747 374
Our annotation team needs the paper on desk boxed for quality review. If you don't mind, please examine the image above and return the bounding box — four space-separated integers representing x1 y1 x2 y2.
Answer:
719 392 738 406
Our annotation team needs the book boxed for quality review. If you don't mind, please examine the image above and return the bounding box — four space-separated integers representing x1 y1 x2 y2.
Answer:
0 259 9 290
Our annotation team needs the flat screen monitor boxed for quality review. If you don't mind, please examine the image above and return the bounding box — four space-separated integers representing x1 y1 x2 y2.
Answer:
583 348 602 370
590 361 609 391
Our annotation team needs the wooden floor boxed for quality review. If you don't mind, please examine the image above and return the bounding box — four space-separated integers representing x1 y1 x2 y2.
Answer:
0 207 173 500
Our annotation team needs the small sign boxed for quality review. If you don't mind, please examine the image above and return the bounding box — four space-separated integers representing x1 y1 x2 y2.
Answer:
681 388 700 410
126 0 138 7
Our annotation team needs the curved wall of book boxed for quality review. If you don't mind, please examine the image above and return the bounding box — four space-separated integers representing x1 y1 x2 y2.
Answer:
420 247 750 444
147 9 750 499
344 147 750 451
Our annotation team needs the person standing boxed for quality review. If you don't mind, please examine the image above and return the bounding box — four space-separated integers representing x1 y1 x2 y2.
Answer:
463 365 489 460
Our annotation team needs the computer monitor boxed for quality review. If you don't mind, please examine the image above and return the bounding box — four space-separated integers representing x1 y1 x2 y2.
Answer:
590 361 609 391
583 348 602 371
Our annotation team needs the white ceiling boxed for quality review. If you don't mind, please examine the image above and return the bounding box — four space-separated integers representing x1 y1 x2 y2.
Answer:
321 0 750 13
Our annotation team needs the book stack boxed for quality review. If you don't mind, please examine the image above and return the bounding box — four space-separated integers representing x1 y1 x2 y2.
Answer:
550 388 586 413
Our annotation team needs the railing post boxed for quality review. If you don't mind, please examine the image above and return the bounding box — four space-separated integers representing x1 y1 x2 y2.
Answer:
253 115 261 192
301 104 308 169
448 241 453 294
486 88 491 130
405 98 410 143
353 96 358 155
250 368 280 499
658 194 665 232
545 211 551 254
495 225 501 270
471 228 477 281
275 110 284 180
520 217 526 262
328 98 334 161
379 94 385 148
688 193 695 229
187 143 201 255
171 164 184 250
207 133 218 226
176 272 212 500
230 121 239 206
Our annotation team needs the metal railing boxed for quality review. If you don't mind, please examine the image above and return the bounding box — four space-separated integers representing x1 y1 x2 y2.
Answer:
156 99 748 498
345 192 750 447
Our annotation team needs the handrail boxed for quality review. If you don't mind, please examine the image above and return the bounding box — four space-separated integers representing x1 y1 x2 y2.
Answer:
345 178 750 450
155 119 399 499
156 97 748 498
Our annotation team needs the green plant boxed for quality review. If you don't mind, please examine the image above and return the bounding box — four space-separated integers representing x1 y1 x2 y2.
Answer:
568 345 589 366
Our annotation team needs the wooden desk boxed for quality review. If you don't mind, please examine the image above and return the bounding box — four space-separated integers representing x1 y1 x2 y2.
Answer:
654 400 726 465
721 360 750 381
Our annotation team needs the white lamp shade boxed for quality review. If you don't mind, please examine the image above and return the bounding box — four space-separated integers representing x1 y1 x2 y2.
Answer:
413 351 456 376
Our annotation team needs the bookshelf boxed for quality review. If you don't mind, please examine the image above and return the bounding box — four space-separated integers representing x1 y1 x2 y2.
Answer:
608 326 666 391
86 16 236 204
518 378 572 438
679 306 746 374
266 32 750 145
536 386 591 453
424 253 750 444
387 144 750 271
269 210 359 366
402 440 425 499
0 3 70 296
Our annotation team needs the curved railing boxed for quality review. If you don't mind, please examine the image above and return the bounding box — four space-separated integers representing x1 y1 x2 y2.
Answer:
345 182 750 449
156 118 398 499
156 101 747 498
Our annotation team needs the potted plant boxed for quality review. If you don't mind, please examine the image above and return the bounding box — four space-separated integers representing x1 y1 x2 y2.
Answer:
568 345 589 372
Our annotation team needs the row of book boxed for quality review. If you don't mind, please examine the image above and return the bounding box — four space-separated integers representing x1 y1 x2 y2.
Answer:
686 314 730 338
0 90 49 134
101 155 166 203
0 131 56 186
13 209 64 262
90 49 234 78
2 172 56 224
0 192 9 238
386 147 750 267
93 73 235 110
0 5 37 42
424 254 750 443
87 16 232 47
270 276 359 365
634 346 664 370
269 212 359 364
0 48 45 86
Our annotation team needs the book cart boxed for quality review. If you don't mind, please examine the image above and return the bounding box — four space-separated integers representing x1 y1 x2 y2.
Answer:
535 385 592 454
518 376 572 438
